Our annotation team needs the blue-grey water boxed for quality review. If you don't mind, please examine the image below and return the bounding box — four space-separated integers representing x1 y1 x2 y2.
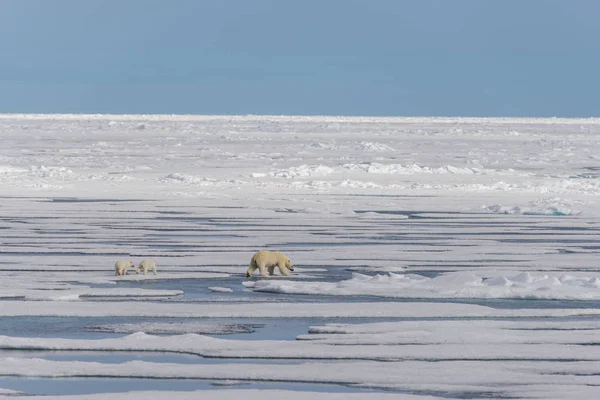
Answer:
0 377 382 396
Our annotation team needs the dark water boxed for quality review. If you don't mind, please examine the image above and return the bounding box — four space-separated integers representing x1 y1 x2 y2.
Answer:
0 314 402 341
0 350 309 365
0 377 381 396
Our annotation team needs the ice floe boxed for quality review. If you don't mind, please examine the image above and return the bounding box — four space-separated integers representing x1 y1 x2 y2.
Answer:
248 271 600 300
207 287 233 293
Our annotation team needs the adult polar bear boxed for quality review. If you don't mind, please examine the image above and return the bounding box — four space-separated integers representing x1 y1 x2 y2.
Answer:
247 250 294 277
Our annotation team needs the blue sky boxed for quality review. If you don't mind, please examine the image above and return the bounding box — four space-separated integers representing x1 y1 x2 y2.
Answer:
0 0 598 116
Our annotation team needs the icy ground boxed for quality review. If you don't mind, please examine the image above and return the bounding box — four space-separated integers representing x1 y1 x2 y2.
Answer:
0 114 600 399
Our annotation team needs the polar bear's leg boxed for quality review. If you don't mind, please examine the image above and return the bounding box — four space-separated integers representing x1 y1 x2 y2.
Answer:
267 266 275 275
152 265 157 275
277 262 291 276
246 263 258 277
258 262 268 277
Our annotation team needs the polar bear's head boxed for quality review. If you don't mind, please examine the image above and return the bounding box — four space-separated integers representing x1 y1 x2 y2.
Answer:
285 258 294 271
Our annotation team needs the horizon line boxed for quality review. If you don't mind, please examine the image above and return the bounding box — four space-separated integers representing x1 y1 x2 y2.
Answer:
0 113 599 124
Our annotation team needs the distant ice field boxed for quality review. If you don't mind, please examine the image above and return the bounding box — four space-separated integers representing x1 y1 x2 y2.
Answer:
1 114 600 399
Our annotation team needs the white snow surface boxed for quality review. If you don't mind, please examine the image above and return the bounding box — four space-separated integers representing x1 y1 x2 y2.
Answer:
1 114 600 399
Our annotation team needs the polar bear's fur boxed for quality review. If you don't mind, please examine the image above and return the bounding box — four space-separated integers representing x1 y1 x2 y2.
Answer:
136 259 157 275
247 250 294 277
115 260 134 276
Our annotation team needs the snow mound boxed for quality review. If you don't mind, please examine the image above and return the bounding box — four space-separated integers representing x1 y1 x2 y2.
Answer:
25 166 104 181
161 173 218 185
269 164 335 178
337 179 381 188
0 165 27 175
342 163 484 175
354 141 395 152
308 142 339 150
29 166 75 179
484 204 582 216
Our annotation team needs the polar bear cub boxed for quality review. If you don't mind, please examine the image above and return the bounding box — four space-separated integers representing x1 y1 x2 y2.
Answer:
115 260 134 276
247 250 294 277
136 259 157 275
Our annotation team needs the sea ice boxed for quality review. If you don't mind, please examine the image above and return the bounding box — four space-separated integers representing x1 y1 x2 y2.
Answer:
247 271 600 300
1 114 600 399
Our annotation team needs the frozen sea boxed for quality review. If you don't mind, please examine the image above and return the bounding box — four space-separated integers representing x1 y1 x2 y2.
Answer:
0 114 600 399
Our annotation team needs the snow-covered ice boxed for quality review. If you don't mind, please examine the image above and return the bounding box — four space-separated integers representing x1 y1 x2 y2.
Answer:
247 271 600 300
1 114 600 399
207 286 233 293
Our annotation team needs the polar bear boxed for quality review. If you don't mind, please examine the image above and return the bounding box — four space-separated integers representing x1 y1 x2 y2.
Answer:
247 250 294 277
136 259 157 275
115 260 134 276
